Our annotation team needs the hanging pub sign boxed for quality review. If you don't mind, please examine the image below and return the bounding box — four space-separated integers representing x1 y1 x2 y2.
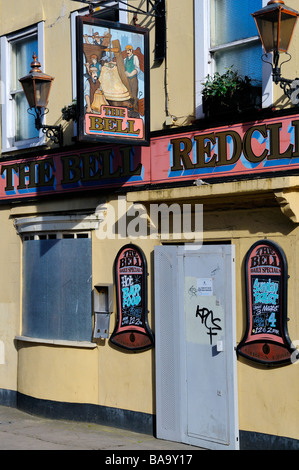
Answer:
110 244 154 351
76 16 150 146
237 240 296 366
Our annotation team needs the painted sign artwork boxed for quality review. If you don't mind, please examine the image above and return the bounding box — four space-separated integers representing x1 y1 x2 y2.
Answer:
77 16 149 145
110 244 154 351
237 240 295 366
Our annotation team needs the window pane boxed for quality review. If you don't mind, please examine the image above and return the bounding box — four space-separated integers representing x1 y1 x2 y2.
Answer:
11 36 39 141
213 42 262 85
212 0 262 46
22 237 92 342
15 92 38 141
12 36 37 89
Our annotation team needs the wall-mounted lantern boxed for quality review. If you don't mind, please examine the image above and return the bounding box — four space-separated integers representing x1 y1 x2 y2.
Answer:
252 0 299 102
19 54 63 146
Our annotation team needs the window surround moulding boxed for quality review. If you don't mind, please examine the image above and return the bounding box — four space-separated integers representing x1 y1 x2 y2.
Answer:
14 212 104 234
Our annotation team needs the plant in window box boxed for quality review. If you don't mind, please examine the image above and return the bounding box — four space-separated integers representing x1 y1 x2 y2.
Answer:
202 68 261 118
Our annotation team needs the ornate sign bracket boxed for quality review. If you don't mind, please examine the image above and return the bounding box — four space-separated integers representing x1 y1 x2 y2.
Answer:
73 0 165 18
74 0 166 61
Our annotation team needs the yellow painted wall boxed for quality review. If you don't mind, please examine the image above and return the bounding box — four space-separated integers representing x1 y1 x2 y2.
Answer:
165 0 195 127
17 343 99 404
91 197 157 414
0 206 20 393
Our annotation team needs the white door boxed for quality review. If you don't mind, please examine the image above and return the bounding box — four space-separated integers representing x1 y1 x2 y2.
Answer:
155 245 239 450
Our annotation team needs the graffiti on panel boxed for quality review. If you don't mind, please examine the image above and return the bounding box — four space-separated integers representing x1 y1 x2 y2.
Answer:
195 306 222 345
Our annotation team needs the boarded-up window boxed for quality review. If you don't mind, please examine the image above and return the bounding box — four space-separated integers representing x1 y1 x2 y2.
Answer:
22 234 92 341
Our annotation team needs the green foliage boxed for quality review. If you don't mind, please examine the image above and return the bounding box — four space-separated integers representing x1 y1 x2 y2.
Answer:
202 68 252 99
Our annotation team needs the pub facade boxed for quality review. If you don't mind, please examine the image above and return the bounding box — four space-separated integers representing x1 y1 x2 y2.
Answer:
1 0 299 450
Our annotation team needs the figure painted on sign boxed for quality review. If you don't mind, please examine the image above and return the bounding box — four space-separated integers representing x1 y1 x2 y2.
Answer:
83 31 109 75
124 45 140 114
85 54 101 78
84 65 108 113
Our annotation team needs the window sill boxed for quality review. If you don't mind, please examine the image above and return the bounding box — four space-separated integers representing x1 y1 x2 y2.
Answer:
1 136 46 154
15 335 97 349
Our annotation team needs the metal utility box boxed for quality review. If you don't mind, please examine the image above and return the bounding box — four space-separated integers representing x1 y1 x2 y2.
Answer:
93 284 113 339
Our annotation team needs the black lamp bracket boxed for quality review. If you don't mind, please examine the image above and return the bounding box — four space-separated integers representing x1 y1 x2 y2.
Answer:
262 50 299 102
28 107 63 146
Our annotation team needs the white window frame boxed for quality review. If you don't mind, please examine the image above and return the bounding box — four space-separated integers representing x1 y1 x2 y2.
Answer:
194 0 273 119
0 22 46 152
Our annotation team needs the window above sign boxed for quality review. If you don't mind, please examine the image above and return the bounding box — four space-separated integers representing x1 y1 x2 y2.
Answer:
210 0 262 83
0 23 46 152
195 0 272 119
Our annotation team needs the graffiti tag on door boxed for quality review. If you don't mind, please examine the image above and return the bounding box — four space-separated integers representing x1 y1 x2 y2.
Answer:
195 306 222 345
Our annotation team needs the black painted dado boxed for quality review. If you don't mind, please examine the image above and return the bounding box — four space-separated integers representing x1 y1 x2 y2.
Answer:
239 430 299 450
16 392 155 435
0 389 17 407
1 389 299 449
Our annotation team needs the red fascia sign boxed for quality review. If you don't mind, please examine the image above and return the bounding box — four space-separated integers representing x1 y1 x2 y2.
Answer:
1 113 299 202
0 145 151 202
151 113 299 183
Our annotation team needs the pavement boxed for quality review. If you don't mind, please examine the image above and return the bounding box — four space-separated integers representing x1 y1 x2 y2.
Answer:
0 405 203 452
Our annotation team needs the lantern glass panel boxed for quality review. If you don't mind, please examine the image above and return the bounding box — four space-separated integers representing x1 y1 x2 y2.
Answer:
20 79 37 108
279 13 298 51
34 79 52 108
254 11 280 52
